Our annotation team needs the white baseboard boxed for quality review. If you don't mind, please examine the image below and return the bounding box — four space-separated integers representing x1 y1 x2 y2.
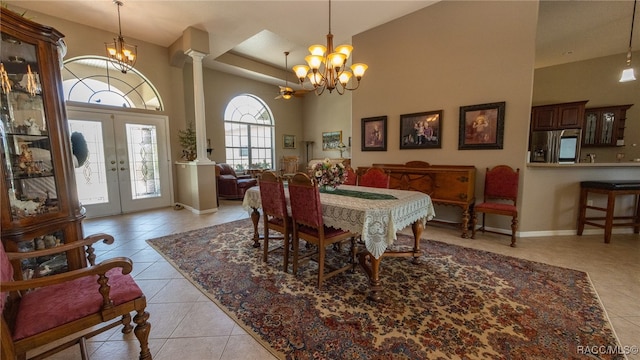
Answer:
175 203 218 215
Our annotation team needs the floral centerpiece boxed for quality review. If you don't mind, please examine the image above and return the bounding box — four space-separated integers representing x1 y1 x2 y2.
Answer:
313 158 347 190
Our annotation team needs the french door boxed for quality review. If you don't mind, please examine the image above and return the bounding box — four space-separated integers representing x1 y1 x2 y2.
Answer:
67 106 172 218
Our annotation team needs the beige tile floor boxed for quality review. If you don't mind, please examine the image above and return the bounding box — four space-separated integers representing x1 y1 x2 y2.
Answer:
33 200 639 360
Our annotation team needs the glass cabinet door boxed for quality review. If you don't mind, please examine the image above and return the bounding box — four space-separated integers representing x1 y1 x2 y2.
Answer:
1 33 59 221
599 111 615 145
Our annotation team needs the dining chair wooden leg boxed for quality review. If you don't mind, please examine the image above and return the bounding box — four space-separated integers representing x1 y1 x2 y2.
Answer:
317 244 326 288
262 227 270 263
510 216 518 247
292 227 300 275
283 229 290 272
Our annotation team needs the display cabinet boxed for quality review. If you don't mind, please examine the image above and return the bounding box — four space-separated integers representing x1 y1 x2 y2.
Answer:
1 7 85 279
582 104 633 147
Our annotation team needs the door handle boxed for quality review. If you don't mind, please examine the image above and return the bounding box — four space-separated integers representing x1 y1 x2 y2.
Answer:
120 167 126 171
111 167 117 171
111 160 116 164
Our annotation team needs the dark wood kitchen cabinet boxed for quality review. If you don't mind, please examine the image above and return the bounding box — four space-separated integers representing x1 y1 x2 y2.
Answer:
531 100 588 131
582 104 633 147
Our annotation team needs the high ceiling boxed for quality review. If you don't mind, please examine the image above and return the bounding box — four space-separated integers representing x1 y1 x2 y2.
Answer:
7 1 640 87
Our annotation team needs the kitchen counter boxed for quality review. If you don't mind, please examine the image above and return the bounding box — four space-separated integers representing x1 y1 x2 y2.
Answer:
527 162 640 168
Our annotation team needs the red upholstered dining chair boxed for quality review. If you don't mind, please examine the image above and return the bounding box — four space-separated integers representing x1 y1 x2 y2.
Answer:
258 171 291 272
0 234 151 360
357 167 391 188
288 172 356 288
472 165 520 247
343 165 357 185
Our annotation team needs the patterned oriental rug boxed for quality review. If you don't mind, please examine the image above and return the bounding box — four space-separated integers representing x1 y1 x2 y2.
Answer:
146 219 622 360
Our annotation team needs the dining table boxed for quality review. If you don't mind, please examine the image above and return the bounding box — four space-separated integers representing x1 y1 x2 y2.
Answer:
242 184 436 301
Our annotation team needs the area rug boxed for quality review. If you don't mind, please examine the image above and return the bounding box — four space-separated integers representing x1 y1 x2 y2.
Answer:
146 219 622 360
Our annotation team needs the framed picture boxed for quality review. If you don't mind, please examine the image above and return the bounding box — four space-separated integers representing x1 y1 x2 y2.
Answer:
458 101 505 150
322 131 342 150
361 116 387 151
399 110 442 149
283 134 296 149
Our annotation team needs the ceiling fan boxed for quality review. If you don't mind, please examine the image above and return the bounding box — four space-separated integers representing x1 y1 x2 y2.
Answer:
275 52 307 100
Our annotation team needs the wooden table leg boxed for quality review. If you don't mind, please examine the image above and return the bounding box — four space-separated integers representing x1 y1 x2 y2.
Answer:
359 220 425 301
358 252 384 302
461 206 470 238
250 207 261 248
411 220 424 264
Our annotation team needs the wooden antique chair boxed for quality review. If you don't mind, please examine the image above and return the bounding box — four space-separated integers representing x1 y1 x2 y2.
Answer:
357 167 391 188
471 165 520 247
288 173 356 288
258 171 291 272
0 234 151 360
280 156 299 180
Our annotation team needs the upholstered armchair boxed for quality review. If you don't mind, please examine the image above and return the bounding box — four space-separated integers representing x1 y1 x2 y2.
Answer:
215 163 258 199
0 234 151 360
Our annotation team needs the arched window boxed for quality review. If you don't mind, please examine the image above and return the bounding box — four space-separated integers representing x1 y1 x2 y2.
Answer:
224 95 274 172
61 56 163 111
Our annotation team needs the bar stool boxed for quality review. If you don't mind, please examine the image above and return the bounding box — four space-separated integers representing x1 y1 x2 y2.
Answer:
577 180 640 243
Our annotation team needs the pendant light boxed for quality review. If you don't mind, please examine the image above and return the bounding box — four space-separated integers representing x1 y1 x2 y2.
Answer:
620 0 637 82
105 0 137 74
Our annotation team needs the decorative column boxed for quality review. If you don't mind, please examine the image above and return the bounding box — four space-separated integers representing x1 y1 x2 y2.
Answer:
185 49 211 163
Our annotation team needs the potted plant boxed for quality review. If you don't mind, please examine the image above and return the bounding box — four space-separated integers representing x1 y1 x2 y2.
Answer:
178 123 197 161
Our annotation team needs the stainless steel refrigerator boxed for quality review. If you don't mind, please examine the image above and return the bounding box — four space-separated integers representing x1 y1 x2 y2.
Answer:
529 129 582 163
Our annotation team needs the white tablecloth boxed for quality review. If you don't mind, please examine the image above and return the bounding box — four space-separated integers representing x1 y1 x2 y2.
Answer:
242 184 435 259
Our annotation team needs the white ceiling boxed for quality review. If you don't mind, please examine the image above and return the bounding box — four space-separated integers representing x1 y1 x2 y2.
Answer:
7 0 640 87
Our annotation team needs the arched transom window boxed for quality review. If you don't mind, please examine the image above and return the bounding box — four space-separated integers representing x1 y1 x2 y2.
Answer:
61 56 163 111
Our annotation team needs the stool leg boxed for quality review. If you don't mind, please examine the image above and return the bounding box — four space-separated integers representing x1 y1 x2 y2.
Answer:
577 187 587 236
604 192 615 244
634 194 640 234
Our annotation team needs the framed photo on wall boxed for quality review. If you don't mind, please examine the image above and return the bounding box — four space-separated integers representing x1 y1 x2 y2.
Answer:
322 131 342 150
399 110 442 149
283 134 296 149
361 116 387 151
458 101 505 150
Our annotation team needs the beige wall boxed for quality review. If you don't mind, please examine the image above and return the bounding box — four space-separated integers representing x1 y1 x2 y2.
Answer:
351 1 538 228
301 91 352 161
182 66 305 170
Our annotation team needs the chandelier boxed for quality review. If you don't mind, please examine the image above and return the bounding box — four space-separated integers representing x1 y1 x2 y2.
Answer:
105 0 137 74
292 0 368 95
620 0 637 82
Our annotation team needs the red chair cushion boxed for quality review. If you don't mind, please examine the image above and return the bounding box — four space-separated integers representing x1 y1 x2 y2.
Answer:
0 244 14 313
475 202 517 213
13 268 143 340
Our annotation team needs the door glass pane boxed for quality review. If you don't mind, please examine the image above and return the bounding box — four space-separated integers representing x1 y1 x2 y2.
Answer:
125 123 161 199
69 120 109 205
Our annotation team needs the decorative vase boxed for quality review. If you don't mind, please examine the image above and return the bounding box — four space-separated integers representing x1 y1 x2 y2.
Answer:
320 185 335 192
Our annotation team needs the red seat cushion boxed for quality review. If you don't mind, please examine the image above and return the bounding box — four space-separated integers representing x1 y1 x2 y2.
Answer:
13 268 143 340
475 202 517 213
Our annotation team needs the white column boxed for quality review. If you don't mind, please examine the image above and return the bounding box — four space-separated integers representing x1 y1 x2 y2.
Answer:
185 50 212 163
